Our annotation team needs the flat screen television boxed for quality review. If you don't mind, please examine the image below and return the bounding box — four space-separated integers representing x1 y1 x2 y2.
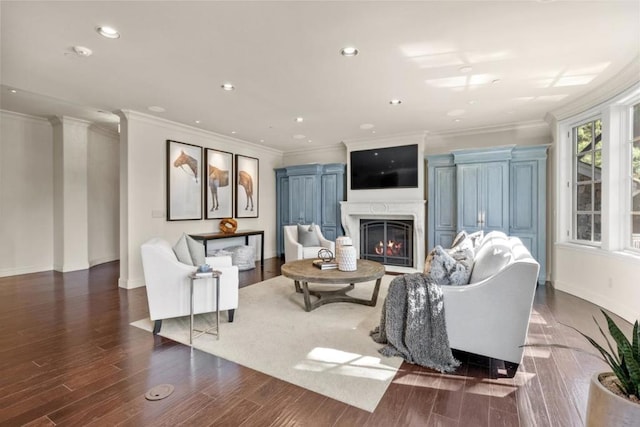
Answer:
350 144 418 190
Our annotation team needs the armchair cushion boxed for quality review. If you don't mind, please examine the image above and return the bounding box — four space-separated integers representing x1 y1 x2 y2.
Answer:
173 233 205 266
297 223 320 247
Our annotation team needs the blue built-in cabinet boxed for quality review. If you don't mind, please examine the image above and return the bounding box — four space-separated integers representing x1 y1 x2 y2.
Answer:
427 145 548 284
275 163 346 257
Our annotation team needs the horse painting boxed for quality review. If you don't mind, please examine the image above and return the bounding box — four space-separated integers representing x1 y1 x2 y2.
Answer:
238 170 254 211
173 150 199 183
208 165 229 211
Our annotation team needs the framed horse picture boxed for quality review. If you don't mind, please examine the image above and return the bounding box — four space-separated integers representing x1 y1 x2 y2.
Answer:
235 154 259 218
166 140 203 221
204 148 233 219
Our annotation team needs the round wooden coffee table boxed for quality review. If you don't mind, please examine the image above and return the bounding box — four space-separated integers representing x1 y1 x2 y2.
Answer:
281 259 385 312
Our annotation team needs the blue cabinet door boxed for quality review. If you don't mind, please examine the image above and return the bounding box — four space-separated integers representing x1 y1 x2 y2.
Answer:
289 175 318 224
457 161 508 234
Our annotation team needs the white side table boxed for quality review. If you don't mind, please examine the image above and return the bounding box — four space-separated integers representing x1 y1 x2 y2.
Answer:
188 271 221 345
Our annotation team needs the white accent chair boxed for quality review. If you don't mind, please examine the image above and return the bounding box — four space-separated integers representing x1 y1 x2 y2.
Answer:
283 224 335 263
140 237 239 334
441 232 540 370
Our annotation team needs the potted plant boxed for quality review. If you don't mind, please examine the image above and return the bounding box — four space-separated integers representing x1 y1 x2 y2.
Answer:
527 310 639 426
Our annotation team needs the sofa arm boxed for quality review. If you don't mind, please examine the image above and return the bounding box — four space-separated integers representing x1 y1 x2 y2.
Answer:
205 255 233 268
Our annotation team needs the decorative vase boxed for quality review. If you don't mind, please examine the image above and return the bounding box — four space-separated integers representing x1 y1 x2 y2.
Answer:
337 243 357 271
586 372 640 427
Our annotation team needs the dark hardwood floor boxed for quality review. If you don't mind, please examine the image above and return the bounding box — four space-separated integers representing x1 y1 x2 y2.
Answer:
0 259 629 426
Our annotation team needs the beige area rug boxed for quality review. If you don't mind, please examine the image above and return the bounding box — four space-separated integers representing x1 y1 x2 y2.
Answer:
130 274 401 412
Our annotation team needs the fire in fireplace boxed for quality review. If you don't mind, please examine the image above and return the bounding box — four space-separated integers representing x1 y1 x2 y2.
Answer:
360 219 413 267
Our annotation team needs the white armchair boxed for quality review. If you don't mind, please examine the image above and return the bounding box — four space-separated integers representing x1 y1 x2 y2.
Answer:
140 237 239 334
283 224 335 263
442 232 540 369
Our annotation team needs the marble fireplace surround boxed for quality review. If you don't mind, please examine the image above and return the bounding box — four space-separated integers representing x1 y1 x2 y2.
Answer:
340 200 426 273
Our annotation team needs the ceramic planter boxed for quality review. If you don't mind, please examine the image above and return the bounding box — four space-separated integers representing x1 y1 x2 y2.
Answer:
586 372 640 427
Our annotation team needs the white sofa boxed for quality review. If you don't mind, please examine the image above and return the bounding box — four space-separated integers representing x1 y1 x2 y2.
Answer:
140 237 239 334
442 231 540 368
283 224 335 263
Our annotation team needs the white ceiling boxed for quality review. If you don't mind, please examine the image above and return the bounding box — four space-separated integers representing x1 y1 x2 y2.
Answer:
1 1 639 152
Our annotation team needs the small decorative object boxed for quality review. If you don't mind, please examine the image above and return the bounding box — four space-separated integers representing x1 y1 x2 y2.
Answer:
195 264 213 277
335 236 352 252
317 248 334 262
337 241 357 272
313 259 338 270
219 217 237 233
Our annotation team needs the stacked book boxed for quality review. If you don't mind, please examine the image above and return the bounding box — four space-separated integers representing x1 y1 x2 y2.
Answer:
313 259 338 270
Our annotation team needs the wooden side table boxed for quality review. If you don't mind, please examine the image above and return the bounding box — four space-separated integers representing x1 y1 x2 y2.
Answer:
188 271 221 345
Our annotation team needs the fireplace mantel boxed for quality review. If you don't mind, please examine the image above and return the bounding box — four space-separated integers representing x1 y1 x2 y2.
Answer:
340 200 426 272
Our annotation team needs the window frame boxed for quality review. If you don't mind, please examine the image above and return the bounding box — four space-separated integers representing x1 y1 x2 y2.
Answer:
557 82 640 256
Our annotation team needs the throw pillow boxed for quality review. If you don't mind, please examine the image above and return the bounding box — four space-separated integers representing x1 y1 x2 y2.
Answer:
423 245 473 286
298 223 320 247
450 230 468 249
468 230 484 250
173 233 205 266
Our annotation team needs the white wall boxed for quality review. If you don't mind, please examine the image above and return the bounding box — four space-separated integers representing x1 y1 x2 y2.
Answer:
88 126 119 266
282 144 346 167
554 245 640 323
425 121 552 155
0 111 54 276
118 111 282 289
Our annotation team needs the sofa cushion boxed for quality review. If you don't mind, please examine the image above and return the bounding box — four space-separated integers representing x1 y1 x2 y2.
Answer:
173 233 205 266
469 237 514 283
298 223 320 247
424 245 473 286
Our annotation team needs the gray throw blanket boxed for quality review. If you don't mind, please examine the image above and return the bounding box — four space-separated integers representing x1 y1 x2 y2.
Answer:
370 273 460 373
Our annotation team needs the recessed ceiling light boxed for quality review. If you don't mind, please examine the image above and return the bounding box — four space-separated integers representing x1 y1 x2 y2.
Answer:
148 106 165 113
454 118 462 123
260 139 264 143
293 134 306 140
308 139 313 143
221 83 235 91
231 131 237 134
96 26 120 39
340 46 359 57
459 66 473 73
9 89 17 94
195 120 200 124
73 46 93 57
295 117 304 123
372 130 376 134
389 99 402 105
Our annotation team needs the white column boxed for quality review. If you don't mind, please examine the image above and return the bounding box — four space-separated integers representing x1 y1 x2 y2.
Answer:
51 116 90 272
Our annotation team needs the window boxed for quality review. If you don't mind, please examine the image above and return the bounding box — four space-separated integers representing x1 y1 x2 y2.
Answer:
558 83 640 253
573 118 602 242
631 103 640 250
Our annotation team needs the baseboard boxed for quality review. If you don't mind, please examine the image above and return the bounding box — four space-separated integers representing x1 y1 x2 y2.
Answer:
0 264 53 278
553 280 638 324
89 256 119 267
119 277 145 289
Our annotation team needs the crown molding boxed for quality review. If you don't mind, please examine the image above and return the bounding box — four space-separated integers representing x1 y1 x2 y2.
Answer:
115 109 283 156
49 116 92 128
89 123 120 139
283 143 345 156
0 109 51 125
547 55 640 121
428 119 549 139
341 131 426 151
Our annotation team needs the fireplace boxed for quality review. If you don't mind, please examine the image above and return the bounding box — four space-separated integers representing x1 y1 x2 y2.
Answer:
360 219 413 267
340 200 425 272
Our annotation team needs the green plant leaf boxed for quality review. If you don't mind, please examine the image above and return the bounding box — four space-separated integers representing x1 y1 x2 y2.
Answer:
602 310 640 396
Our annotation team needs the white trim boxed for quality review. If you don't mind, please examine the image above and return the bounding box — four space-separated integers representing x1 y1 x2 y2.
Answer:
0 264 54 278
89 123 120 139
49 116 92 127
0 109 51 125
284 143 344 157
89 256 119 267
119 277 145 289
553 279 637 325
341 132 426 150
428 119 548 139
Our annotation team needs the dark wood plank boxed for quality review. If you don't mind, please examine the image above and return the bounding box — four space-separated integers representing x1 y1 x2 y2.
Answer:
0 258 627 427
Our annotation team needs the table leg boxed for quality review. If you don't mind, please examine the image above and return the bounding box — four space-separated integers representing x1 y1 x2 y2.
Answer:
215 275 220 340
190 278 194 345
260 232 264 269
294 280 302 293
301 281 312 312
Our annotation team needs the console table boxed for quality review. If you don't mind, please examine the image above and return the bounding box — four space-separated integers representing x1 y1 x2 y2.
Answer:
189 230 265 268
